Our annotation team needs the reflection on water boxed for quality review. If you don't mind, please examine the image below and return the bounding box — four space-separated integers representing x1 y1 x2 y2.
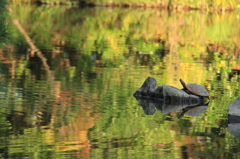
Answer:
0 3 239 159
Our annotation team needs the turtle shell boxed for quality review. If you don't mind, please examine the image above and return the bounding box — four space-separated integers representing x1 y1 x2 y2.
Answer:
180 79 209 97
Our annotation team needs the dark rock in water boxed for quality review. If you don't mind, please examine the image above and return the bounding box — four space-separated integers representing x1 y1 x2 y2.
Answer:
133 77 158 97
228 97 240 139
133 77 208 116
157 85 203 106
228 97 240 116
133 77 205 105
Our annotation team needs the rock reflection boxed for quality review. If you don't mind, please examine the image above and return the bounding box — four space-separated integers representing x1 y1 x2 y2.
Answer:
228 97 240 139
133 77 209 117
134 96 209 117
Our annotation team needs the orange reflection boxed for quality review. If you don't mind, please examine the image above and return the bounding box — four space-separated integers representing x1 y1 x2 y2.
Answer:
50 88 101 157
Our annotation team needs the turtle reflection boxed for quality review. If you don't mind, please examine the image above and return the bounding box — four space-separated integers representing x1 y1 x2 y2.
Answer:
178 104 209 119
133 77 209 117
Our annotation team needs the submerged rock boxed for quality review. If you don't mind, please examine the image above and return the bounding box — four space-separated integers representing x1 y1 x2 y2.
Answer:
228 97 240 139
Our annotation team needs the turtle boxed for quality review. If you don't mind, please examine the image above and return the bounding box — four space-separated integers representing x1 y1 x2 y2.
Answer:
180 79 210 99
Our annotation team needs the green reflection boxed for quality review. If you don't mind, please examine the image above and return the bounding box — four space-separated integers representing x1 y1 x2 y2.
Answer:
0 0 10 45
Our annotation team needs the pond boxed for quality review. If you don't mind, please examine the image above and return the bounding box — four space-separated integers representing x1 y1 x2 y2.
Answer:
0 4 240 159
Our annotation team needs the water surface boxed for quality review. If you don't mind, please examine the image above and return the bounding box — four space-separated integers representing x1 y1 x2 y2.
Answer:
0 5 240 158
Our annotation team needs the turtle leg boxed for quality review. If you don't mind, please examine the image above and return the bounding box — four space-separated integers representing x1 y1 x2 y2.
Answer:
182 89 191 94
178 107 191 119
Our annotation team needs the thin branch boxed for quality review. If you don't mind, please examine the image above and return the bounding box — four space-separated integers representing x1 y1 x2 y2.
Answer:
9 8 54 80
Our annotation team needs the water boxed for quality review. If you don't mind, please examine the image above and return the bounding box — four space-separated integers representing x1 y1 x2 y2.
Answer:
0 4 239 158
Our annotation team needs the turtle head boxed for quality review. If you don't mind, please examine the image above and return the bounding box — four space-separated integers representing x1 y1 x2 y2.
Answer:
179 79 186 88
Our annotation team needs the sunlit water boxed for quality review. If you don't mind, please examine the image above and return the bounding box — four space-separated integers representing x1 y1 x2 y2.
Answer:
0 4 239 159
